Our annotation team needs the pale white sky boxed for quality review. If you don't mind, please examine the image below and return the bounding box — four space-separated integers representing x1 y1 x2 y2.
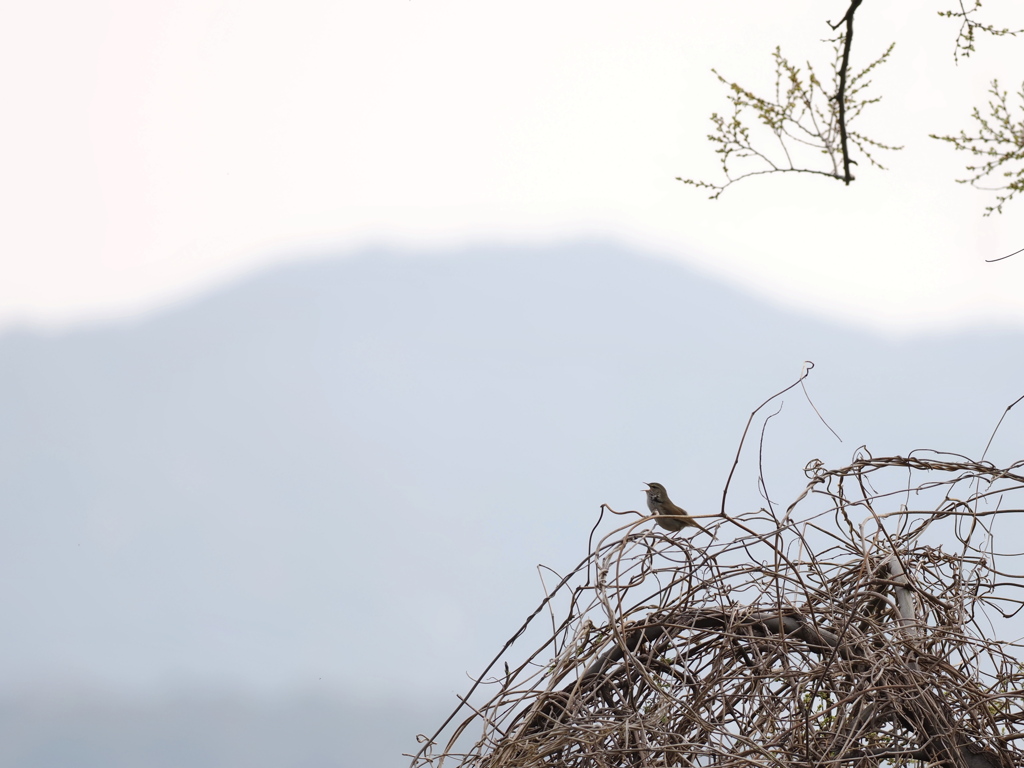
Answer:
2 0 1022 334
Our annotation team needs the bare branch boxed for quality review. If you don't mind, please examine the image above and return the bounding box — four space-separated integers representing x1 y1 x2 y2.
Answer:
828 0 863 184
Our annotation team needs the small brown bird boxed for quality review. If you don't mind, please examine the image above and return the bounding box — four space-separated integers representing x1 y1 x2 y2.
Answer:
644 482 710 534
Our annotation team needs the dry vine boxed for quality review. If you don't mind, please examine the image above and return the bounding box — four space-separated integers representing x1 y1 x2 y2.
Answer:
410 451 1024 768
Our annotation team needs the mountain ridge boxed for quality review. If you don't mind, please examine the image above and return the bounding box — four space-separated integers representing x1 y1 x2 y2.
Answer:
0 241 1020 766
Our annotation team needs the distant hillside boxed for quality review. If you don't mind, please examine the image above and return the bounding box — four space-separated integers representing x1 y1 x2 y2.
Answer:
0 240 1020 765
0 690 445 768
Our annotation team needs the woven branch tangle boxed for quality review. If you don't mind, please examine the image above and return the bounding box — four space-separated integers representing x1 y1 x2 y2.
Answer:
414 455 1024 768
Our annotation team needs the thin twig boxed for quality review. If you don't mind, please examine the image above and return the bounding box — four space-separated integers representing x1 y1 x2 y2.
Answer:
986 245 1024 263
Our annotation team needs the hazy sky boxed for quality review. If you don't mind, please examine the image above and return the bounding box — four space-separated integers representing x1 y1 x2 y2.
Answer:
3 0 1023 333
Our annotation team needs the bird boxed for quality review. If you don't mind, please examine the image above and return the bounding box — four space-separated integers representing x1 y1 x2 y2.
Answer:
644 482 711 534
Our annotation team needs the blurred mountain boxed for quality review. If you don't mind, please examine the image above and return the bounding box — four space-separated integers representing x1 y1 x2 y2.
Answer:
0 690 445 768
0 240 1021 765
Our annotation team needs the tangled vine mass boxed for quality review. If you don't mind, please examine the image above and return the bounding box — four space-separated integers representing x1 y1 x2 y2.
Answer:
411 453 1024 768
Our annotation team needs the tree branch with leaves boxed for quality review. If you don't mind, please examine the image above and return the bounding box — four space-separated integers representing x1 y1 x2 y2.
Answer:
931 79 1024 216
681 0 1024 216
